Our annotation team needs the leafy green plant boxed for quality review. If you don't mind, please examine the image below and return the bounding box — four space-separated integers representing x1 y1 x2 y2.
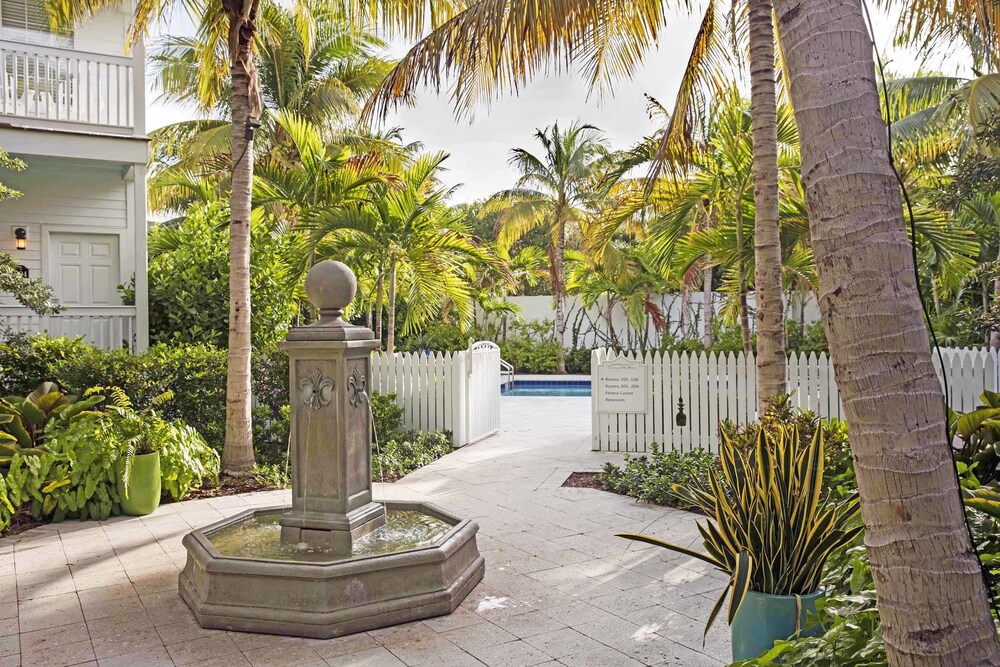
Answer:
601 446 717 510
949 389 1000 485
618 426 863 635
371 392 405 441
373 430 452 482
93 386 219 501
0 383 104 464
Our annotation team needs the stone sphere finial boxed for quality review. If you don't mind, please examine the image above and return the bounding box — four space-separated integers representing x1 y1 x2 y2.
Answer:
305 260 356 324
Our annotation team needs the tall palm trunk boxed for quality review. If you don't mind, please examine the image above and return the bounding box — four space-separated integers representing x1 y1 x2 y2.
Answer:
553 216 567 373
775 0 1000 663
386 262 397 354
749 0 786 411
375 272 384 343
735 207 753 354
991 249 1000 350
222 2 261 476
703 266 714 349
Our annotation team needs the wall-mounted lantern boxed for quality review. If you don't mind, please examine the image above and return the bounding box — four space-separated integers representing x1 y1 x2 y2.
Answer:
675 398 687 428
13 227 27 250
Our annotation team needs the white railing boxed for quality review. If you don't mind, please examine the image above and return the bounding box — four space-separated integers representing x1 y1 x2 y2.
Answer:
370 341 501 447
0 306 137 351
591 347 1000 453
0 40 135 131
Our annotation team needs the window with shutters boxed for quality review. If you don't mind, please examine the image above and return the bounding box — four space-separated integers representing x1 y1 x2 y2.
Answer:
0 0 73 48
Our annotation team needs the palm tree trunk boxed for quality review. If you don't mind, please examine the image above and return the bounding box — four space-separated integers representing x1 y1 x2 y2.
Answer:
221 3 261 477
749 0 786 410
991 251 1000 350
735 207 753 354
386 262 397 354
375 272 384 344
775 0 1000 662
553 219 567 373
702 267 714 350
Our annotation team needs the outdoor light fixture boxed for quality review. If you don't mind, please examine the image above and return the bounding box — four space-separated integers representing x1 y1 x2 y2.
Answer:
675 398 687 428
245 116 261 141
13 227 26 250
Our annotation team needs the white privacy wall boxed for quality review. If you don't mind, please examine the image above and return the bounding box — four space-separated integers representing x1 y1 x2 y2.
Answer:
500 293 822 348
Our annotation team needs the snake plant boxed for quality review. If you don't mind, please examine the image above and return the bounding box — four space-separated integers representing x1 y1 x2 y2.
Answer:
618 425 863 636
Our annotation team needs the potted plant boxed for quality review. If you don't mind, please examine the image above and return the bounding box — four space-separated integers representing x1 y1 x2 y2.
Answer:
618 426 862 661
98 387 164 517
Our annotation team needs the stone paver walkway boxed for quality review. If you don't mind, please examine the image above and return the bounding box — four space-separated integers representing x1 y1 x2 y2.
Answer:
1 396 730 667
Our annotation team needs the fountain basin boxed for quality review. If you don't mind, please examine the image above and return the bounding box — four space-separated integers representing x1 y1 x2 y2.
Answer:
178 501 484 639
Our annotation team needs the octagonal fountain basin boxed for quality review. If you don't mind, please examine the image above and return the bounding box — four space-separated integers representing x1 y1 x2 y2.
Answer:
178 501 484 639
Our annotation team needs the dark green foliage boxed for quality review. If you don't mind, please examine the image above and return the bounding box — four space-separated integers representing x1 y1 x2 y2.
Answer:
145 204 300 351
602 445 718 510
0 335 90 397
785 320 828 354
371 392 405 440
372 431 452 482
397 321 468 353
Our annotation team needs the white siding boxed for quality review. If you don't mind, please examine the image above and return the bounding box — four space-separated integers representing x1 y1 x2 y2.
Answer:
0 157 131 302
0 2 130 56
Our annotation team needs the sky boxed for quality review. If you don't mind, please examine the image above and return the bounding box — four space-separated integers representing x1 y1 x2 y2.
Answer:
144 6 971 204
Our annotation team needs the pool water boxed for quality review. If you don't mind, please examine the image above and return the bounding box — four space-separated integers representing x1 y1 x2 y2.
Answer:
502 380 591 397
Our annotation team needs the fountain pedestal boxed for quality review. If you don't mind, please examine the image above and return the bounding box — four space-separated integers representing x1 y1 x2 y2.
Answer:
278 316 384 551
178 261 484 639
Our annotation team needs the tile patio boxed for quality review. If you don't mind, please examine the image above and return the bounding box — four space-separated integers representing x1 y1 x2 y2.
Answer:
2 396 730 666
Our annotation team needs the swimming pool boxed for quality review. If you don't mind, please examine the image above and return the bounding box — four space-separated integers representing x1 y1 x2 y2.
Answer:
502 380 592 397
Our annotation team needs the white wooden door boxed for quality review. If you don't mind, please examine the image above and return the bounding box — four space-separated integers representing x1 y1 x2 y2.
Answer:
48 232 120 306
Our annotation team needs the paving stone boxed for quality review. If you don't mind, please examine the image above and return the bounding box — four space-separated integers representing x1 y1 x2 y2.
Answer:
324 646 406 666
242 638 325 666
492 611 568 639
523 628 604 660
307 633 380 659
464 639 552 667
165 634 242 666
97 646 175 667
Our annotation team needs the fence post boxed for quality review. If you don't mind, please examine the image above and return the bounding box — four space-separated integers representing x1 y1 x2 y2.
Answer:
591 349 601 451
451 351 468 447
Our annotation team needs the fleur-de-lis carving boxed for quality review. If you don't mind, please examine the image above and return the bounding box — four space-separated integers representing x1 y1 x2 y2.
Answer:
299 369 334 410
348 366 367 408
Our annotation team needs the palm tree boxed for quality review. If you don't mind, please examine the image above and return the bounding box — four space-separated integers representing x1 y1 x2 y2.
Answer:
351 0 789 401
488 121 608 373
50 0 270 476
775 0 1000 661
146 0 396 215
305 152 494 352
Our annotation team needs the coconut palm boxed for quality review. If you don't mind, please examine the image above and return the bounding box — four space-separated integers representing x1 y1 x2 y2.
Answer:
50 0 271 476
349 0 790 403
146 0 397 215
487 121 609 372
775 0 1000 660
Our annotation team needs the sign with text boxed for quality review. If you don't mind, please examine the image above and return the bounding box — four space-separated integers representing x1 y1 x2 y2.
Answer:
598 358 648 413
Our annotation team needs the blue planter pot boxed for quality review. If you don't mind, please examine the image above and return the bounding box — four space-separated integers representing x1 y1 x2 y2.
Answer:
730 589 824 661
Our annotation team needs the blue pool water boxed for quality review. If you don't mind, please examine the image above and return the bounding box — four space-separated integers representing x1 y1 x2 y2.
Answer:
502 380 592 397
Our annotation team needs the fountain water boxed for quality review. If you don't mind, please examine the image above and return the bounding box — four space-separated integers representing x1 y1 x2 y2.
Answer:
178 261 484 638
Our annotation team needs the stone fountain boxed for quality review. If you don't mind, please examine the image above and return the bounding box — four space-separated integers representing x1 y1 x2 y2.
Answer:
178 261 484 639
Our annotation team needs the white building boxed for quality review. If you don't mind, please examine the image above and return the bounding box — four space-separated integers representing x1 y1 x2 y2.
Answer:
0 0 147 351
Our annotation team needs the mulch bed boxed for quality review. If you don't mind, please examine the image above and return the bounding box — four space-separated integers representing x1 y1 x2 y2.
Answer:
561 471 608 491
182 476 281 501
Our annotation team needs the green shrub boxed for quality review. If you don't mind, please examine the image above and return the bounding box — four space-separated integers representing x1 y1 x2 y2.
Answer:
601 446 718 510
371 392 405 440
0 334 90 396
373 431 452 482
145 202 300 351
397 321 469 353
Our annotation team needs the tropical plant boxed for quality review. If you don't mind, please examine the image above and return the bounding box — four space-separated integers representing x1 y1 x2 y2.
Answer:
948 390 1000 486
0 383 104 464
487 121 609 372
305 151 494 352
601 445 717 510
618 426 862 635
775 0 1000 658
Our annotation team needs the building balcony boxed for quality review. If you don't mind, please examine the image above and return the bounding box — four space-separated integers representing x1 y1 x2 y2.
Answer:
0 305 138 351
0 39 139 135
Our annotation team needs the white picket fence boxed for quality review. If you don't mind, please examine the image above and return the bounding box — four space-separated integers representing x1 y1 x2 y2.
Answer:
370 342 502 447
591 347 1000 453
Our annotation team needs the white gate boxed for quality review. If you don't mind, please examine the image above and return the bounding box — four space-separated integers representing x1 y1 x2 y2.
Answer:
370 341 501 447
466 341 502 444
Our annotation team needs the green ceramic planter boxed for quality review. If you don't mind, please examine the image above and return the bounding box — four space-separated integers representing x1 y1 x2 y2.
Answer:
730 589 824 661
117 451 161 516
